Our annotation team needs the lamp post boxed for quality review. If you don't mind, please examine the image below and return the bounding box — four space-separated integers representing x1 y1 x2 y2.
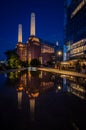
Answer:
57 51 62 62
56 51 62 69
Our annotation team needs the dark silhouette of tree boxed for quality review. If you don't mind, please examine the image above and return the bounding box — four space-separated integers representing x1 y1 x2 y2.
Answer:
5 49 21 69
30 58 41 67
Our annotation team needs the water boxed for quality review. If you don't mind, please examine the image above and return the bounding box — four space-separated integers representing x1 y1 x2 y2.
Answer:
0 70 86 130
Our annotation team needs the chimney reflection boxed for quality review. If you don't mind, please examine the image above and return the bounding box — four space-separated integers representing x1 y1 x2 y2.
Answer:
29 98 35 121
27 91 39 121
17 83 24 109
11 70 57 120
17 91 22 109
39 71 43 78
63 77 67 92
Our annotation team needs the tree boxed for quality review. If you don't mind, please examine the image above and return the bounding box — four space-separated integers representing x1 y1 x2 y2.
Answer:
5 49 21 69
47 60 54 66
30 58 41 67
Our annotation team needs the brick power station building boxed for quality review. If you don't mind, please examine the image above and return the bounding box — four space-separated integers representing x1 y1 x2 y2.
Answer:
16 13 55 65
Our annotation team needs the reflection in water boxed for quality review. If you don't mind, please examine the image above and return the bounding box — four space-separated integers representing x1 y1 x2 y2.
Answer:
39 71 43 78
28 71 31 81
16 83 24 109
67 82 86 100
72 122 79 130
63 77 66 92
17 91 22 109
56 85 62 93
60 74 86 100
24 71 86 100
30 98 35 121
6 70 55 121
60 75 67 92
6 71 86 101
4 73 7 78
5 70 86 124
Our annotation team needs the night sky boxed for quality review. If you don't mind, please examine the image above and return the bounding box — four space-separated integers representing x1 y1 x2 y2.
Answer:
0 0 64 60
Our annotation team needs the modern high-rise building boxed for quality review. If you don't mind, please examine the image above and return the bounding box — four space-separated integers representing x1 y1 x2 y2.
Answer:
64 0 86 64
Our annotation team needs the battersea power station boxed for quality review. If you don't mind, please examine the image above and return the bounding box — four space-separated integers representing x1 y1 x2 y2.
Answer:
16 12 55 65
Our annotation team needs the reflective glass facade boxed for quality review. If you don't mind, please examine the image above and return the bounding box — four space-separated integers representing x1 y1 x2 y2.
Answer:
65 0 86 60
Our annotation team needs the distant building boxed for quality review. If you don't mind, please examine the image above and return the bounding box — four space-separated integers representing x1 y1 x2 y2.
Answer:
64 0 86 65
16 13 55 65
41 42 55 65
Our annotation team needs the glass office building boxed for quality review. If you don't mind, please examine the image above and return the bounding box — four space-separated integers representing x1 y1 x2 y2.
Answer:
64 0 86 62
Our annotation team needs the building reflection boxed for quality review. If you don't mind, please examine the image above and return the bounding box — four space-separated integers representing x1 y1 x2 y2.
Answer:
52 74 63 93
60 75 67 92
29 98 35 121
16 83 24 109
66 76 86 100
8 70 55 120
40 72 54 91
56 85 62 93
60 74 86 100
67 83 86 100
6 70 86 123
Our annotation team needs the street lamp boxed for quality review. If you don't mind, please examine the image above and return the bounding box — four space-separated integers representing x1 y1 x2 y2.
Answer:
58 51 62 56
55 51 62 69
57 51 62 61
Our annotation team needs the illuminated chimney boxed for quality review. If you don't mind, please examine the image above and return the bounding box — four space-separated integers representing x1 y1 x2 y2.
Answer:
18 24 22 42
30 12 35 36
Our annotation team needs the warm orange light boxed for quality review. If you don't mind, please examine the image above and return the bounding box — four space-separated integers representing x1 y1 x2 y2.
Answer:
71 0 86 18
58 51 62 55
31 92 39 98
58 86 61 90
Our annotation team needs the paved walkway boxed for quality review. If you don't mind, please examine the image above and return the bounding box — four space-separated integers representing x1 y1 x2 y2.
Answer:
38 67 86 78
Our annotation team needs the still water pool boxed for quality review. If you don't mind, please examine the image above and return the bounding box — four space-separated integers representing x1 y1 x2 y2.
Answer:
0 70 86 130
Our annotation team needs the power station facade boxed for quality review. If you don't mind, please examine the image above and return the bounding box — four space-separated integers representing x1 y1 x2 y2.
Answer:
16 13 54 65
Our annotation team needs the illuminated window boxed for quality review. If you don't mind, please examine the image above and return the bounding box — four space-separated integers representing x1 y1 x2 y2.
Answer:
70 39 86 57
71 0 86 18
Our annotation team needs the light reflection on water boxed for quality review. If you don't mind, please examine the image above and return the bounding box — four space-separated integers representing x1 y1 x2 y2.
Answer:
0 70 86 129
